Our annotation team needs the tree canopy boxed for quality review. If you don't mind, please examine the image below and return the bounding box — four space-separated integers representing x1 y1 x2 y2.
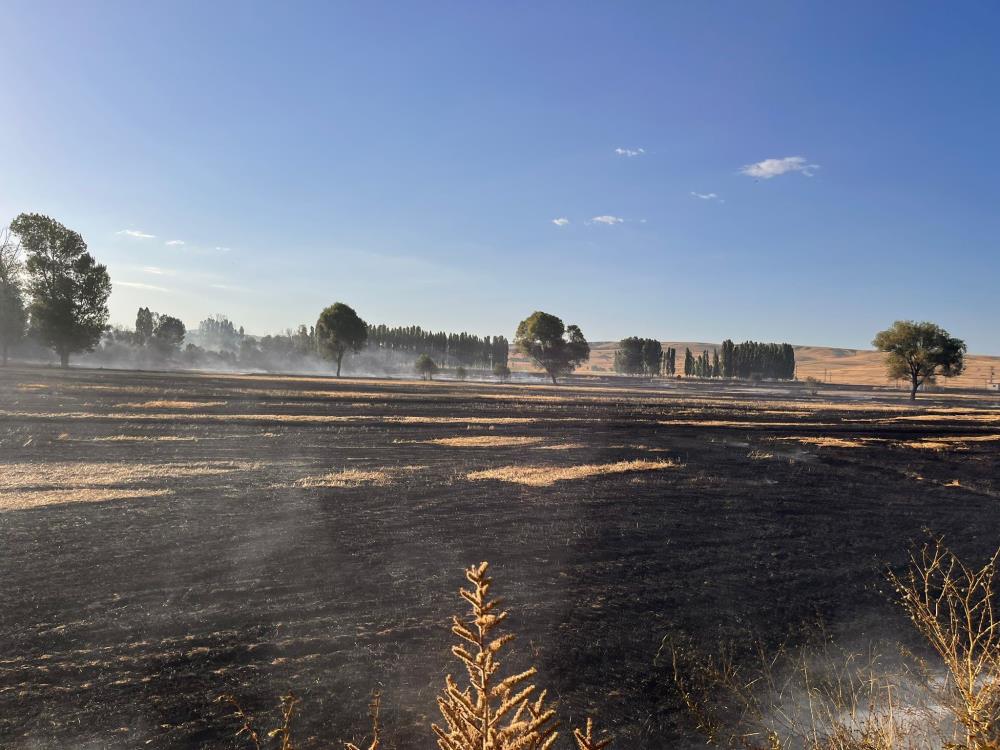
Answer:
873 320 966 400
316 302 368 377
514 311 590 384
12 213 111 367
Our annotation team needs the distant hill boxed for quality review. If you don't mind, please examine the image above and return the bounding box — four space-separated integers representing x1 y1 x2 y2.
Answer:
510 341 1000 390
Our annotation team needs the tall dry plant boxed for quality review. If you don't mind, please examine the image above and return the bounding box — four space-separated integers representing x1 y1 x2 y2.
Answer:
221 562 611 750
433 561 560 750
888 537 1000 750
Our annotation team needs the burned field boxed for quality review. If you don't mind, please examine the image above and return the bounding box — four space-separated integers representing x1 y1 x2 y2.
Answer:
1 366 999 748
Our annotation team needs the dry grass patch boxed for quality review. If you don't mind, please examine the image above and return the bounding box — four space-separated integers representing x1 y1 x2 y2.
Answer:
467 458 677 487
0 461 257 504
296 465 424 488
778 436 870 449
423 435 545 448
534 442 588 451
1 488 174 512
121 400 226 409
900 435 1000 450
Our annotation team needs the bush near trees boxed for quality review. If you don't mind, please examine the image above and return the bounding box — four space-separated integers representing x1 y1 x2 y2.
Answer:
873 320 966 400
367 324 509 370
11 213 111 368
514 311 590 384
455 366 467 381
316 302 368 377
492 363 511 382
414 353 438 380
0 227 27 366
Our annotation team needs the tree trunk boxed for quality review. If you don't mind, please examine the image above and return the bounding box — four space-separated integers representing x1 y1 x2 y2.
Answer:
550 373 558 385
60 350 70 368
336 351 343 377
910 375 919 401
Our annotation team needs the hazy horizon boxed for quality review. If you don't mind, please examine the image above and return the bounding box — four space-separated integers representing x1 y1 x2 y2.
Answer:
2 2 998 354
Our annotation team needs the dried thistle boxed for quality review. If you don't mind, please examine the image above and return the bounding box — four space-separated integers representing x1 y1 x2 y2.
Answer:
432 561 560 750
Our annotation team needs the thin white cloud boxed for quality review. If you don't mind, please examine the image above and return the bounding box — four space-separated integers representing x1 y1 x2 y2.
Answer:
615 147 645 157
740 156 819 179
214 246 232 253
117 229 156 239
116 280 170 292
552 217 570 227
165 239 185 246
691 191 721 201
589 215 624 225
141 266 175 276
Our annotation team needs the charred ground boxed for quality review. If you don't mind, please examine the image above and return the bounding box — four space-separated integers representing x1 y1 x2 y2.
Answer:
1 366 999 748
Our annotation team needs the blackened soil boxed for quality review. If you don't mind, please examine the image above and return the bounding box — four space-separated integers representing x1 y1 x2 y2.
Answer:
1 366 998 748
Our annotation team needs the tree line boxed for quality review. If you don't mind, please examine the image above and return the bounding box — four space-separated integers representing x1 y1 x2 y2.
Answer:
612 338 796 381
367 324 509 370
0 213 972 397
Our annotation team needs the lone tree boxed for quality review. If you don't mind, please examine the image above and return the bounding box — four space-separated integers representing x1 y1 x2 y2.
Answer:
0 227 27 366
415 353 438 380
514 310 590 384
315 302 367 377
11 213 111 367
492 362 511 382
873 320 966 400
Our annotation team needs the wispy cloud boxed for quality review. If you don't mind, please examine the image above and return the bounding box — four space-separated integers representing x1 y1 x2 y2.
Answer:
165 239 185 246
588 215 624 225
116 280 169 292
691 191 722 201
141 266 175 276
214 246 232 253
552 217 570 227
740 156 819 179
117 229 156 239
615 147 645 157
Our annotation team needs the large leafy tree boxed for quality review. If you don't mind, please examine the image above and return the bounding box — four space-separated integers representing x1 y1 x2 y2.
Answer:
151 314 186 356
0 227 27 366
514 311 589 384
315 302 368 377
11 213 111 367
873 320 966 400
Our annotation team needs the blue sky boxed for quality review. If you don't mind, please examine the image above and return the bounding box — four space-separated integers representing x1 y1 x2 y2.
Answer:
2 2 998 353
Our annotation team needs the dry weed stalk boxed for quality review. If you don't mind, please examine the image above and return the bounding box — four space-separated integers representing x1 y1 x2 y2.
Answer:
573 718 612 750
888 537 1000 750
345 691 381 750
433 561 560 750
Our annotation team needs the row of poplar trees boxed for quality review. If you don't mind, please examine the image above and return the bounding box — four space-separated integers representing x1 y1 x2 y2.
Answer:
366 324 509 370
614 337 795 380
